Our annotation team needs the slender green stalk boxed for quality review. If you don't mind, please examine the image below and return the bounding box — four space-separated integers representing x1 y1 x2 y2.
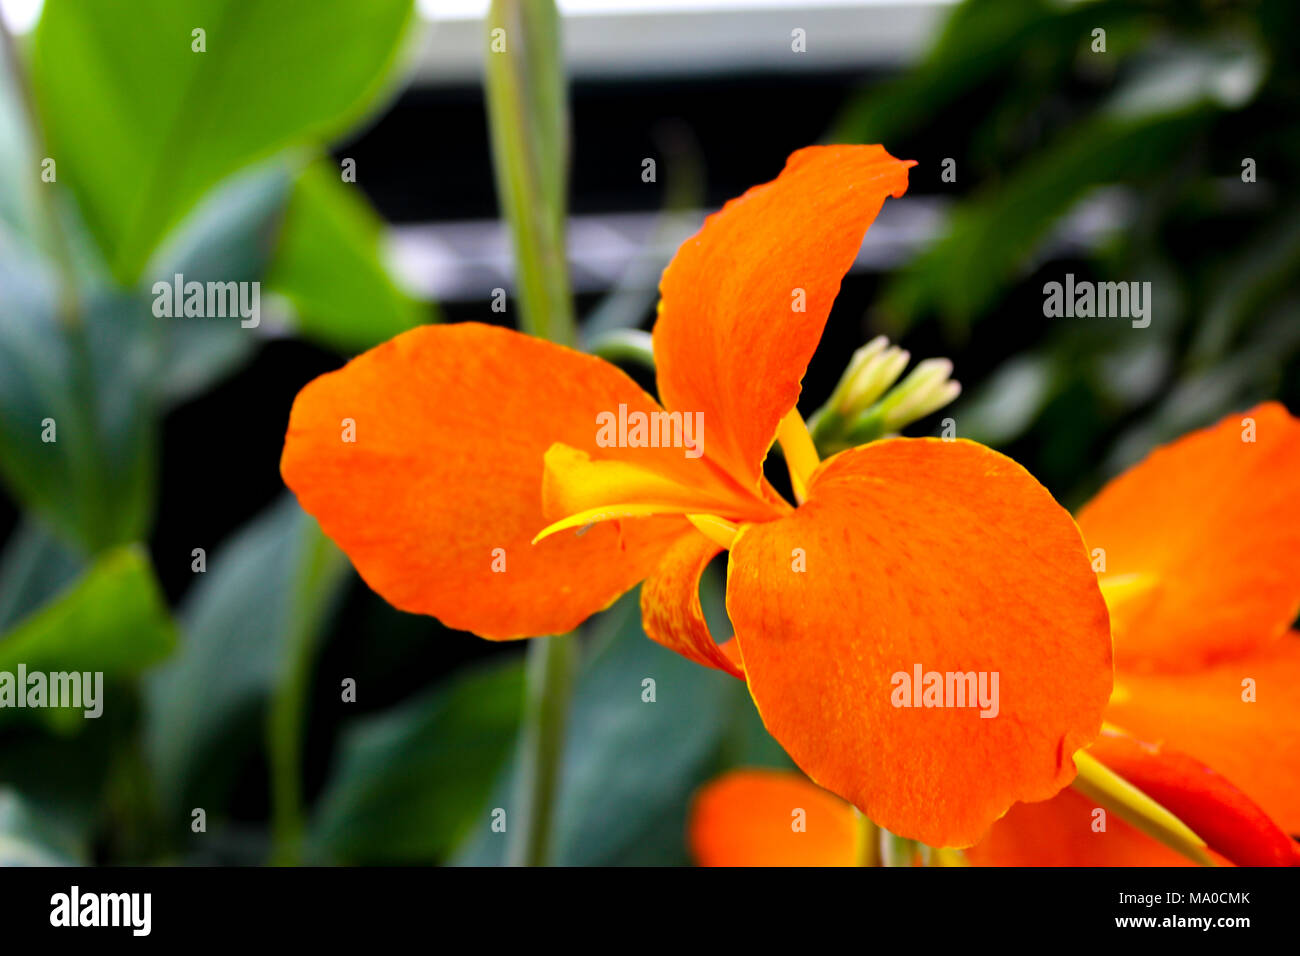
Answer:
484 0 575 346
484 0 577 866
507 633 577 866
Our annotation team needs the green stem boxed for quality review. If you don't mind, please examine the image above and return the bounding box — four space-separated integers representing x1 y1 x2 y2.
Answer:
484 0 574 346
484 0 577 866
268 624 312 865
507 633 577 866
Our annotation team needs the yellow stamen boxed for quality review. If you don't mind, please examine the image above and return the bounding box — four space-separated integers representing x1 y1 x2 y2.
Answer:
686 514 739 550
1072 750 1216 866
776 408 819 504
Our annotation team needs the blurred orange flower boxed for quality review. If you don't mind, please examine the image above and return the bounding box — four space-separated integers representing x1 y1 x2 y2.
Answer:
281 145 1112 847
689 404 1300 865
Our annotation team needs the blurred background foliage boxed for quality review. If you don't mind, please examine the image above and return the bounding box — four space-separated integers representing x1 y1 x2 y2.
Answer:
831 0 1300 505
0 0 1295 866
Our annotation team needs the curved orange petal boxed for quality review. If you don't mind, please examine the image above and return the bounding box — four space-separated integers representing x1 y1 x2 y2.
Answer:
653 145 914 491
1107 634 1300 834
689 769 857 866
966 787 1200 866
639 531 741 678
726 438 1113 848
1078 401 1300 673
282 322 716 639
1088 730 1300 867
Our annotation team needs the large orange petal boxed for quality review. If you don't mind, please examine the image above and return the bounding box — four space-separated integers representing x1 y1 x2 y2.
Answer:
1078 402 1300 673
1087 730 1300 867
966 787 1198 866
639 531 741 678
282 322 728 639
1107 634 1300 834
652 145 913 491
689 769 857 866
726 438 1113 848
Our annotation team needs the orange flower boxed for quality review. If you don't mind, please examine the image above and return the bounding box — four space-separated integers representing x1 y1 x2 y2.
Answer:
969 401 1300 865
689 403 1300 865
281 145 1112 847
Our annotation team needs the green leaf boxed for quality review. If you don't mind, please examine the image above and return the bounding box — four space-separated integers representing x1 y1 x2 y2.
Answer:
148 162 292 406
0 519 86 633
0 35 39 246
0 545 174 674
0 720 117 849
0 787 83 865
266 159 431 353
0 545 176 731
31 0 417 283
308 658 525 864
0 252 158 551
144 496 348 826
952 353 1060 447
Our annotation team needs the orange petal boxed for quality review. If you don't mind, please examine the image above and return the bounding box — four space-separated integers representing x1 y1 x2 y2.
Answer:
966 787 1201 866
653 145 914 491
640 531 741 678
1088 730 1300 867
1078 401 1300 673
282 322 710 639
689 769 857 866
726 438 1113 847
1108 634 1300 834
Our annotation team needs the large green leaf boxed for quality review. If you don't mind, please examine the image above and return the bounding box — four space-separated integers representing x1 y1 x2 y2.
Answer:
266 159 430 353
308 658 525 864
0 545 174 674
144 496 348 825
0 250 158 551
31 0 417 283
0 546 176 731
148 162 292 406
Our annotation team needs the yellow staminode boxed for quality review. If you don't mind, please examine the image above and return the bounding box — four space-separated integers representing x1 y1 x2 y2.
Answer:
776 408 820 504
686 514 739 550
1072 749 1216 866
